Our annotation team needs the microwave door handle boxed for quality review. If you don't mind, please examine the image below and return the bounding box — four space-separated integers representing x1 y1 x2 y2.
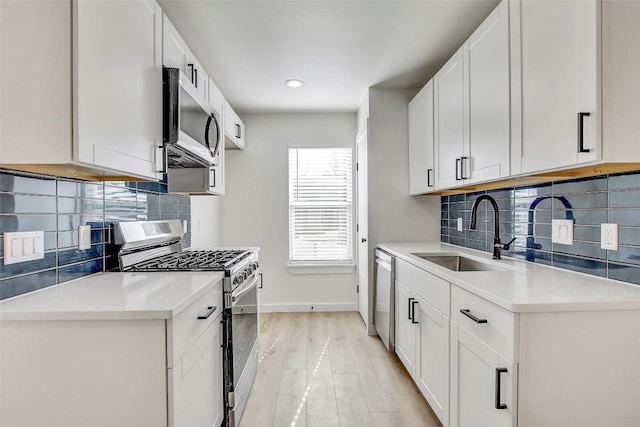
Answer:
204 114 214 156
211 113 221 158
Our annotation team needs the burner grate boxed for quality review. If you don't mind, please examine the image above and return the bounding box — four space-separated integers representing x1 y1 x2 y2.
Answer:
129 249 248 271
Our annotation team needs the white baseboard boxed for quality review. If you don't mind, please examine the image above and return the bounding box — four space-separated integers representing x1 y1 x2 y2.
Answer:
260 303 357 313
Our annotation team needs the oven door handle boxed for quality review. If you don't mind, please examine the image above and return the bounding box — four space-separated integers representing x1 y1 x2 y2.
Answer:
231 273 259 306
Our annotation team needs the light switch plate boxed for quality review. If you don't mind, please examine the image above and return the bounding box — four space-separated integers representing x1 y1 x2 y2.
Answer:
3 231 44 265
552 219 574 245
78 225 91 250
457 218 463 232
601 223 619 250
182 220 188 233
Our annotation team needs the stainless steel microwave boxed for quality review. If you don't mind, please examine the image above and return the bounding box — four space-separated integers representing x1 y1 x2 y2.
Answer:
163 67 221 168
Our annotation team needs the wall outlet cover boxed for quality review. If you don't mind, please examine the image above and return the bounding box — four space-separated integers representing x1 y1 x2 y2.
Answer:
457 217 463 232
552 219 574 245
601 223 619 251
78 225 91 250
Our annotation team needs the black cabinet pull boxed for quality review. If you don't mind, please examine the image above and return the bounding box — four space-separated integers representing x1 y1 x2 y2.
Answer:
455 158 461 181
427 168 434 187
578 112 591 153
407 297 414 321
411 300 419 324
258 273 263 289
198 306 217 320
194 68 198 88
235 123 242 139
187 63 195 83
460 309 487 324
495 367 508 409
460 156 469 179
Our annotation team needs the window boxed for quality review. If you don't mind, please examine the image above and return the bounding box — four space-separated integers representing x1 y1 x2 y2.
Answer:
288 148 353 264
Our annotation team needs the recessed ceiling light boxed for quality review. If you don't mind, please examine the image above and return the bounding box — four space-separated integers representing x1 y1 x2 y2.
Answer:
284 79 304 88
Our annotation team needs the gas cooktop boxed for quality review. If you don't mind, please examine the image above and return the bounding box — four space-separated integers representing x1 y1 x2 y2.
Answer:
124 249 250 272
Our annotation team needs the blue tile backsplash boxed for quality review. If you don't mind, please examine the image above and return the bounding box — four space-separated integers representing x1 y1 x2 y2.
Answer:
0 169 191 300
441 171 640 286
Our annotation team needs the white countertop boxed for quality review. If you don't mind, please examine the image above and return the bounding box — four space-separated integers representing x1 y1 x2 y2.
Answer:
379 242 640 313
0 271 224 321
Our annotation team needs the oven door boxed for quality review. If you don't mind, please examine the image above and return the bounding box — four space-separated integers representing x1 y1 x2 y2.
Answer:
225 272 259 426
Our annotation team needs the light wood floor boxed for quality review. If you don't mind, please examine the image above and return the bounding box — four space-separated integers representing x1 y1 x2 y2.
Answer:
239 312 442 427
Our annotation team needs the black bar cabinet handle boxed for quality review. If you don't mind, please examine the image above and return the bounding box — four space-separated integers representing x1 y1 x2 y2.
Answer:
411 300 419 324
235 123 242 139
460 309 487 324
455 158 461 181
495 367 508 409
578 112 591 153
187 63 195 83
427 168 433 187
194 68 198 88
198 306 217 320
258 273 263 289
460 156 469 179
407 297 414 321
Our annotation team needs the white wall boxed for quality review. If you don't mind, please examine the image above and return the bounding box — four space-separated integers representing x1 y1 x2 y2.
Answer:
190 195 221 248
220 113 358 312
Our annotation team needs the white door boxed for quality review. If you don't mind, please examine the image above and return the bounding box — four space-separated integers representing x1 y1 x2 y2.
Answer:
514 0 598 174
394 281 417 377
466 0 510 184
171 320 224 427
356 126 369 329
416 295 450 426
408 79 435 195
435 47 466 190
450 322 514 427
74 0 161 180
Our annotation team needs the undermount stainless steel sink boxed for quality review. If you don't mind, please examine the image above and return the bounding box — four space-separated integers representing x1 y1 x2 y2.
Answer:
411 254 506 272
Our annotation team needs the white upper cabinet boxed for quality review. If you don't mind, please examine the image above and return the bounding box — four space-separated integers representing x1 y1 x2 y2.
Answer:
163 14 208 101
162 13 189 75
208 78 225 117
466 0 511 184
0 0 162 181
224 100 246 150
74 0 162 180
511 0 598 174
408 79 435 195
435 47 466 190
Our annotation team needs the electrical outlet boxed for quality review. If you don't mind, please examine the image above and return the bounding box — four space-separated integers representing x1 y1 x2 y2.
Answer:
552 219 574 245
78 225 91 250
182 220 188 233
457 217 463 232
601 223 619 250
3 231 44 265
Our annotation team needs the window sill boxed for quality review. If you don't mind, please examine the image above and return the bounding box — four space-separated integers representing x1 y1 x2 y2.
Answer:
287 263 355 275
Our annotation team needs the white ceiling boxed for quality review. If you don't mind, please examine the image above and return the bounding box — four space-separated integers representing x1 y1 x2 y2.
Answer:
158 0 499 113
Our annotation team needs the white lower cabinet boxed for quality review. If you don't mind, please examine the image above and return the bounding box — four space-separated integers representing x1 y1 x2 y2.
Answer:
170 316 224 427
395 280 418 375
415 294 450 426
450 322 515 427
0 280 224 427
394 264 450 427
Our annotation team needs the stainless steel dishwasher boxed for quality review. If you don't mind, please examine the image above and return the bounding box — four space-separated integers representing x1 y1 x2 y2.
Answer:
374 248 395 351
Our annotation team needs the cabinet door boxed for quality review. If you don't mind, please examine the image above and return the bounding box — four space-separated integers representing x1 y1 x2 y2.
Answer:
395 280 417 377
224 100 245 150
74 0 161 180
415 295 450 426
171 318 224 427
188 54 209 102
409 79 435 195
513 0 598 174
163 13 189 74
466 0 510 184
450 322 515 427
435 47 466 190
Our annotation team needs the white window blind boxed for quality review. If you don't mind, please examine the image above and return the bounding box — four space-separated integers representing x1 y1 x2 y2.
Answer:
289 148 353 263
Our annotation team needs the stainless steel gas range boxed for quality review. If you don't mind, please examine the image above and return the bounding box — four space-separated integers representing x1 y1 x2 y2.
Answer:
113 220 259 427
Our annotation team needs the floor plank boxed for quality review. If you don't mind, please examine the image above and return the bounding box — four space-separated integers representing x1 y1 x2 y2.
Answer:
239 312 441 427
